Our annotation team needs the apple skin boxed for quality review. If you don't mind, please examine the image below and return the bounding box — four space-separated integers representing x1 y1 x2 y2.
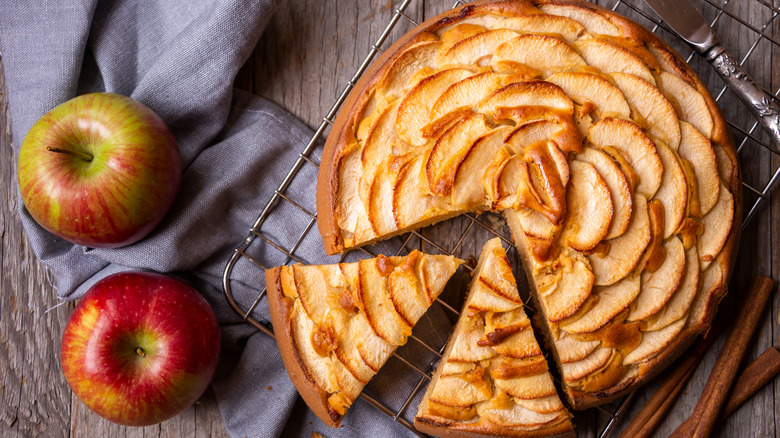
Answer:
60 272 221 427
17 92 181 248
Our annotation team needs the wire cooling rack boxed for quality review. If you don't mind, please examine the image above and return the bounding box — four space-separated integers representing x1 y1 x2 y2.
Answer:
222 0 780 436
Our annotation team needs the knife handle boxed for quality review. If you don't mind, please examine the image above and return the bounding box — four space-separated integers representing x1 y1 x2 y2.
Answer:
705 44 780 148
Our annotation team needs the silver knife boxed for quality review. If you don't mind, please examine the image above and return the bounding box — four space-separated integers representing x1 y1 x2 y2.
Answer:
644 0 780 148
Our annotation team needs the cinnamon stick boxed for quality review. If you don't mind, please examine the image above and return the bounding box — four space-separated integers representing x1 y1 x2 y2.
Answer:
670 275 775 438
721 346 780 416
674 346 780 432
619 328 718 438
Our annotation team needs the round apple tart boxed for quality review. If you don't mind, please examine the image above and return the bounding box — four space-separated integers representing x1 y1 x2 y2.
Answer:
316 0 740 410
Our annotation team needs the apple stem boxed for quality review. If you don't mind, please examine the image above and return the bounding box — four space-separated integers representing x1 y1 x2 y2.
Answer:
46 146 94 162
135 347 147 358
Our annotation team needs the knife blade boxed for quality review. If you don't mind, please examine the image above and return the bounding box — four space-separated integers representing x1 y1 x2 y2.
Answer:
644 0 780 152
644 0 717 52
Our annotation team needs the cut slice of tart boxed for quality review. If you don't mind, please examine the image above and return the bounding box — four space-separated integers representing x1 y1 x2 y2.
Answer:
267 251 462 427
317 0 740 411
415 238 574 438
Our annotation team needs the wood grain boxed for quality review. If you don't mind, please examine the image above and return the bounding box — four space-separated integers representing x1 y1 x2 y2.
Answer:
2 0 779 437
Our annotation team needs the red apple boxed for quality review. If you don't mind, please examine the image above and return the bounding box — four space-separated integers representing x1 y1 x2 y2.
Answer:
17 92 181 248
60 272 221 426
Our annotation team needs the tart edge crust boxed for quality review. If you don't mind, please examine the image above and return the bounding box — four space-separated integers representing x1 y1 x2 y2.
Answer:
265 266 342 427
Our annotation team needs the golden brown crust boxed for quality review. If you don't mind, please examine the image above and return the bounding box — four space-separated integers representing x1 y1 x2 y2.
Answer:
265 267 341 426
318 0 740 412
414 417 576 438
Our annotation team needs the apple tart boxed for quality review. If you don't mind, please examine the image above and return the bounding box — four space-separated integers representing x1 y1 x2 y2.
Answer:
266 251 462 426
317 0 740 408
415 238 575 438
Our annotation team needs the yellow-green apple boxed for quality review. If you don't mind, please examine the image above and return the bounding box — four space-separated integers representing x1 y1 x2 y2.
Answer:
17 92 181 248
60 272 221 426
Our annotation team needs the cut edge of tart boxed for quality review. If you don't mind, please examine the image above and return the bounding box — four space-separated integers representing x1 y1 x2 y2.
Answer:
415 238 575 438
316 0 741 410
266 251 463 426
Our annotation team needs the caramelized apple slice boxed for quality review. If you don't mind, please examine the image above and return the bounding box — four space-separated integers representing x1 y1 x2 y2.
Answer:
357 258 411 345
437 28 519 66
376 40 441 100
515 395 566 415
555 333 601 364
653 140 688 239
448 315 499 363
386 253 454 326
417 251 462 305
560 274 641 334
427 113 490 195
289 303 344 390
467 278 523 314
501 14 585 43
714 143 737 189
438 23 488 54
572 39 656 85
628 236 686 322
561 347 612 382
698 181 734 270
536 249 595 322
504 207 558 261
539 3 620 36
493 372 558 400
479 80 574 117
350 312 395 375
453 126 513 208
392 154 448 229
658 71 714 139
493 34 585 74
547 72 630 119
291 265 331 323
337 148 373 240
477 396 567 428
645 246 700 331
490 328 543 359
589 118 663 199
624 319 686 365
396 68 473 146
576 147 633 239
429 374 492 407
430 71 503 121
588 194 651 286
610 73 681 149
685 252 726 326
562 160 613 251
503 120 557 153
678 121 720 216
368 169 398 236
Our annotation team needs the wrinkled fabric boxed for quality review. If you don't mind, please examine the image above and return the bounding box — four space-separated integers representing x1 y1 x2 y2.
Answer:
0 1 447 436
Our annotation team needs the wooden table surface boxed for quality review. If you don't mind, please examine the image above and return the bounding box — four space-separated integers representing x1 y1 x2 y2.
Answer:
2 0 778 437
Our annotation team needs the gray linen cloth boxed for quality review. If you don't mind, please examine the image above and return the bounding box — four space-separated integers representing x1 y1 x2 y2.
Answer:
0 0 451 436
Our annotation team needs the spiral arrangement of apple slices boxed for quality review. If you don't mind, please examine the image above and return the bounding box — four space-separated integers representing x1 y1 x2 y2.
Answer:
415 238 574 437
266 252 462 426
317 0 739 408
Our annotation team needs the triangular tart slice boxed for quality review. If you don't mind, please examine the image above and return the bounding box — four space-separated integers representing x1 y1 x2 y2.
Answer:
415 238 574 437
266 251 462 427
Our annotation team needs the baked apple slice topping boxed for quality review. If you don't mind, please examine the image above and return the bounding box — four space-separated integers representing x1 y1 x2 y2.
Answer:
267 252 461 427
572 38 656 85
319 0 738 413
415 238 573 436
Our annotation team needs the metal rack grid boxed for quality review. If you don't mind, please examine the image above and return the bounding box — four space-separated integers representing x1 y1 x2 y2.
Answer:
222 0 780 436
